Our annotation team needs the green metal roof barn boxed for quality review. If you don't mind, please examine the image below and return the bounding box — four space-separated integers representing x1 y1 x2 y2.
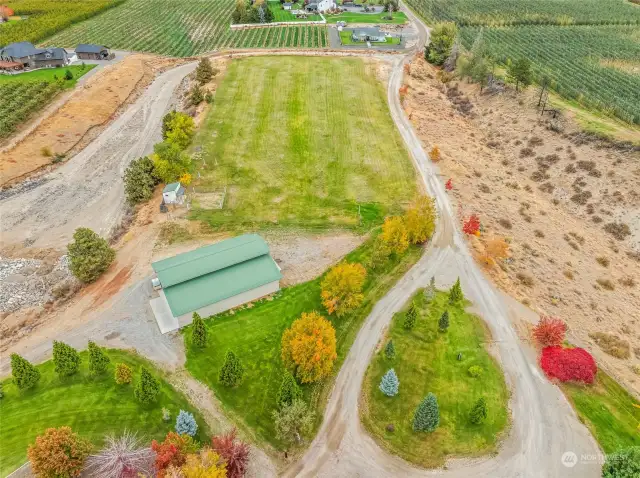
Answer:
150 234 281 332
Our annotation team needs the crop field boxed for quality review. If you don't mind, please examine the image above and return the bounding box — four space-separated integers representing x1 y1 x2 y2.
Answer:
0 0 124 46
404 0 640 26
459 26 640 124
0 81 63 138
45 0 329 56
189 56 416 232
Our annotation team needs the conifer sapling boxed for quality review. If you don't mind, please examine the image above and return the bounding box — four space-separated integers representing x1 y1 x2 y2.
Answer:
10 353 40 390
219 351 244 387
448 277 463 304
384 340 396 359
413 392 440 432
88 341 110 375
404 302 417 330
439 310 450 332
134 367 160 403
175 410 198 436
469 397 488 424
191 312 207 348
53 341 81 377
379 369 399 397
276 371 302 410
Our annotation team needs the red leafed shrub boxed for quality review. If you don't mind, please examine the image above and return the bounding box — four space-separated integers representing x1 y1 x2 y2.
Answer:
211 428 250 478
463 214 480 235
532 316 567 347
151 432 195 477
445 178 453 191
540 346 597 384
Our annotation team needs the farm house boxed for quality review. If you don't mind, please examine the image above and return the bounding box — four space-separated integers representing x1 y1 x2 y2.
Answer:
150 234 282 333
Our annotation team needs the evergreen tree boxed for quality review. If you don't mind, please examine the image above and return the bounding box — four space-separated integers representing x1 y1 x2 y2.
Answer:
219 351 244 387
276 371 302 410
88 341 110 375
53 341 81 377
195 58 214 84
413 393 440 432
175 410 198 436
469 397 488 424
507 57 533 92
379 369 399 397
124 156 158 206
191 312 207 348
67 228 115 283
115 363 133 384
424 276 436 302
449 278 463 304
403 303 417 330
10 353 40 390
134 367 160 403
439 310 450 332
384 340 396 360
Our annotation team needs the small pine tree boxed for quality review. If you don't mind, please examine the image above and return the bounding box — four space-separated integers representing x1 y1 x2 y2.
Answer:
219 351 244 387
191 312 207 348
403 303 417 330
195 57 214 84
115 363 132 384
175 410 198 436
134 367 160 403
276 371 302 410
384 340 396 359
88 341 110 375
439 310 450 332
424 276 436 302
449 278 463 304
469 397 488 424
10 354 40 390
379 369 399 397
64 69 73 80
413 392 440 432
52 341 81 377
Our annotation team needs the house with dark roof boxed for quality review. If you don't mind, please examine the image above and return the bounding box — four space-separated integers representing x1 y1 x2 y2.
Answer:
0 41 69 69
75 44 112 60
149 234 282 332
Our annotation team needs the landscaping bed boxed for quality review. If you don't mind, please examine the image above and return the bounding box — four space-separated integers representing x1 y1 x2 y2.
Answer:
361 290 509 468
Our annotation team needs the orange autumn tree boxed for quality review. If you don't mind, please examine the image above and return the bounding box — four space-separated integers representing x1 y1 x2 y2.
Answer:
429 145 441 162
281 312 337 383
480 237 509 266
404 195 437 245
321 262 367 317
28 427 92 478
381 216 409 254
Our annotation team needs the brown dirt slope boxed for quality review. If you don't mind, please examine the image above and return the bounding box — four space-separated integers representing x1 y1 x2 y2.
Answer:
404 57 640 395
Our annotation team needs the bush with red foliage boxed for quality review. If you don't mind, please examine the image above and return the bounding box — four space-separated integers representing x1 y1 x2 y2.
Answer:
463 214 480 235
540 346 597 384
532 316 567 347
211 428 250 478
151 432 196 477
445 178 453 191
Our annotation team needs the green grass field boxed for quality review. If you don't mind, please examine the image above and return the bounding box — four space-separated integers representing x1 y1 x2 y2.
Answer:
339 30 401 45
268 1 322 22
189 56 416 232
361 290 509 467
184 237 423 449
0 64 96 86
45 0 329 55
326 11 408 24
561 371 640 453
0 349 208 477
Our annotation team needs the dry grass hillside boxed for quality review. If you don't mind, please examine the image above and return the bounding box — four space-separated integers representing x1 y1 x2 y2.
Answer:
403 57 640 396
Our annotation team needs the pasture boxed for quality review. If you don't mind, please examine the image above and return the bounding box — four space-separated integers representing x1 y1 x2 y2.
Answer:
0 349 208 476
189 56 416 232
45 0 329 56
361 290 509 467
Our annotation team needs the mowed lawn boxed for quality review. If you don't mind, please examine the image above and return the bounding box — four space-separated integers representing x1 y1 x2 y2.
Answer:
189 56 416 232
0 64 96 87
0 349 208 476
326 11 408 24
184 237 423 449
561 371 640 453
361 291 509 467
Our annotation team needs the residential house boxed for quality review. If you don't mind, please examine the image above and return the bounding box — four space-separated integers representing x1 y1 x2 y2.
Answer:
0 41 70 69
75 44 112 60
351 27 386 42
283 2 293 9
306 0 335 11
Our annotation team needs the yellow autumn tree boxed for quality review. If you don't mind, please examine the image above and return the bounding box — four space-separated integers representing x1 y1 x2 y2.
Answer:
320 262 367 317
381 216 409 255
281 312 337 383
480 237 509 267
404 195 437 244
429 145 441 162
172 448 227 478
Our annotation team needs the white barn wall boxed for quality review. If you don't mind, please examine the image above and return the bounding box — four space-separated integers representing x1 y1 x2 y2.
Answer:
176 280 280 327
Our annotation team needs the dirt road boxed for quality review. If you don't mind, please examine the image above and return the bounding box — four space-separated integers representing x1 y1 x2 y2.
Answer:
284 5 601 478
0 62 196 250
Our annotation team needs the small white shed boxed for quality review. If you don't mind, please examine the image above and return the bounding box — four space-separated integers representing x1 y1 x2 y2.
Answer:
162 182 185 205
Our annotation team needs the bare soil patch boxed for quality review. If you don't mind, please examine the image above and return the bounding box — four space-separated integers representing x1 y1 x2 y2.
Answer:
404 57 640 395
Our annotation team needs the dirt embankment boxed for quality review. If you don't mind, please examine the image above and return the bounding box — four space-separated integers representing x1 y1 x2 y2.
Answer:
0 55 190 186
403 57 640 395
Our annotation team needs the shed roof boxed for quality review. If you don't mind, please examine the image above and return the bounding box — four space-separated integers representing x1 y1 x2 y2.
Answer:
152 234 282 316
163 182 181 193
76 43 108 53
0 41 42 59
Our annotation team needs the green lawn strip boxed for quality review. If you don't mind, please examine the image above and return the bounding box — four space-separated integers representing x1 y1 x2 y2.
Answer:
0 349 209 476
361 290 509 468
560 371 640 453
188 56 415 233
184 236 423 450
0 64 97 88
339 30 400 45
326 11 408 24
268 1 323 22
